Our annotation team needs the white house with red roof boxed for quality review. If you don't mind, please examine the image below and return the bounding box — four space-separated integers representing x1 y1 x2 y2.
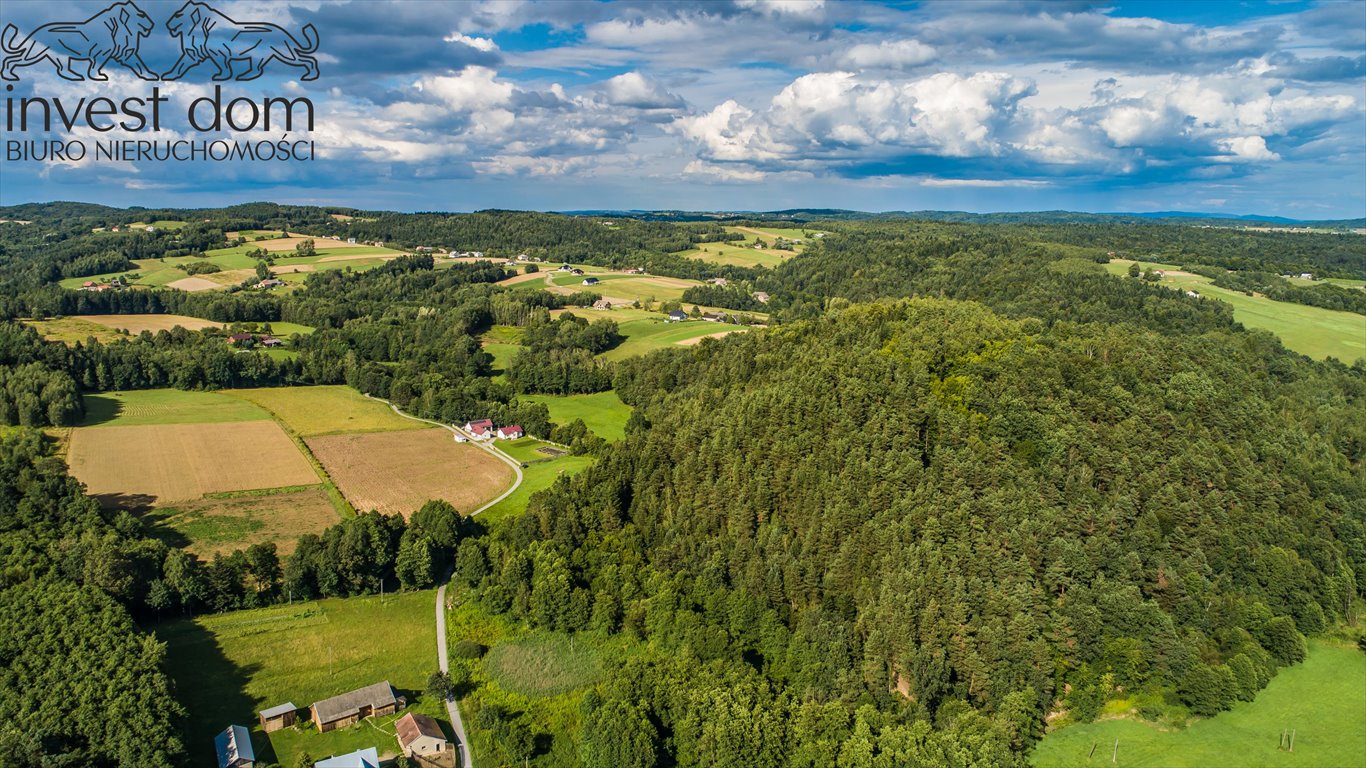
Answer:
497 425 524 440
464 419 494 440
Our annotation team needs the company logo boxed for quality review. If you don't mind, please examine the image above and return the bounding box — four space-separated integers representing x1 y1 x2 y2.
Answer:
2 2 323 164
163 2 319 82
1 1 321 82
1 2 158 81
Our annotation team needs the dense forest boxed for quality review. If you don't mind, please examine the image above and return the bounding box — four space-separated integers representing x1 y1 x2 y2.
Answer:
0 202 1363 766
466 299 1363 766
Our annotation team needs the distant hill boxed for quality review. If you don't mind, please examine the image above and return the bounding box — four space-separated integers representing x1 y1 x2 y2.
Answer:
561 208 1366 229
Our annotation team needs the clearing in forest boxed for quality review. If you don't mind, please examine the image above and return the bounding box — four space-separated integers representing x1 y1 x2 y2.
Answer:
145 486 338 557
307 428 515 516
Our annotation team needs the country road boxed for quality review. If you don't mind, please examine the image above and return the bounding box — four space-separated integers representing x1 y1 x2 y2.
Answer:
365 395 526 768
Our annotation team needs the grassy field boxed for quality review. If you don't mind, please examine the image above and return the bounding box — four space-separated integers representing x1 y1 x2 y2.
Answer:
595 308 752 360
520 391 632 441
477 451 594 525
1031 640 1366 768
81 389 270 427
26 316 132 344
308 428 515 517
681 240 793 268
59 239 407 291
547 271 699 303
158 591 448 767
483 342 522 380
446 598 638 767
223 386 422 437
145 486 338 556
1105 261 1365 362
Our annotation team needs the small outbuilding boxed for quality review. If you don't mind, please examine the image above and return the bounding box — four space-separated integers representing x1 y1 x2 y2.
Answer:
258 702 297 732
214 724 255 768
396 712 449 758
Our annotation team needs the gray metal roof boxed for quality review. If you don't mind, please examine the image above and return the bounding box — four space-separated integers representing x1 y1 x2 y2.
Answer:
311 681 396 724
213 725 254 768
259 702 297 720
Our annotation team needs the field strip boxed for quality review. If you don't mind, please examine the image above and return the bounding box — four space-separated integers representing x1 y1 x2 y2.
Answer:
363 394 523 768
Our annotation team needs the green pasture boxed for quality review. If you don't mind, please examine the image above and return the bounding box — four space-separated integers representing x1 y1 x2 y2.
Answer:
158 592 448 767
520 391 632 441
1031 640 1366 768
80 389 270 427
1105 260 1365 362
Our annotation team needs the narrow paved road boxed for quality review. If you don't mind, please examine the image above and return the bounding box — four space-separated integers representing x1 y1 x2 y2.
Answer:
365 395 526 768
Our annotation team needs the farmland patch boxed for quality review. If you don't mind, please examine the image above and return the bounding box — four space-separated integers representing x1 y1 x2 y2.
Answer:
307 428 515 516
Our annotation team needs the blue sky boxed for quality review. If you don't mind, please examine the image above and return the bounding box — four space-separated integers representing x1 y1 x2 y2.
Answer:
1 0 1363 217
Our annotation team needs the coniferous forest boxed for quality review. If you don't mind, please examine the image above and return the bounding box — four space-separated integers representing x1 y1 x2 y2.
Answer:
0 202 1362 767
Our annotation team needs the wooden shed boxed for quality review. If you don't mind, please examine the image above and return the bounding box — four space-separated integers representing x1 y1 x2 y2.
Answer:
258 702 297 732
311 681 398 733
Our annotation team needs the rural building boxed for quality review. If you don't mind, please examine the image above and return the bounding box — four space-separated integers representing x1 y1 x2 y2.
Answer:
314 747 380 768
582 277 600 285
752 291 770 303
667 309 688 322
592 299 613 310
626 266 646 274
558 264 573 272
258 702 297 732
465 419 493 432
1299 273 1314 280
347 237 357 244
709 277 728 286
571 268 585 275
310 681 399 733
261 338 283 348
702 312 727 323
214 724 255 768
258 279 285 289
516 254 529 261
497 425 524 440
227 333 254 345
396 712 449 758
1187 290 1201 298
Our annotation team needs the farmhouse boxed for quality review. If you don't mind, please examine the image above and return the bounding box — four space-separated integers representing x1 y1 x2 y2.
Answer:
315 748 380 768
752 291 770 303
572 268 585 276
497 425 524 440
465 418 493 432
227 333 254 345
702 312 728 323
258 702 297 732
261 337 284 348
396 712 449 758
558 264 574 272
214 724 255 768
258 279 285 289
582 276 600 286
709 277 728 286
310 681 399 733
592 299 613 310
667 309 688 322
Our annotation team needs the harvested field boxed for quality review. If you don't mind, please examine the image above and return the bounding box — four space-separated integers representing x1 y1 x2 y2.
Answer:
675 330 740 345
166 276 221 292
499 270 549 285
68 421 318 506
148 486 338 556
270 264 315 274
77 314 225 334
307 428 515 516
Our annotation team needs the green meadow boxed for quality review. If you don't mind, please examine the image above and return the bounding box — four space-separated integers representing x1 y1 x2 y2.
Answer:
521 391 632 441
158 592 449 767
599 308 751 360
477 450 594 525
80 389 270 427
1104 260 1365 362
1031 640 1366 768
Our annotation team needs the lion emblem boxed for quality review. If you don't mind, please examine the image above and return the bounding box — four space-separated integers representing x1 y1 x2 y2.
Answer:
162 1 319 82
1 2 157 81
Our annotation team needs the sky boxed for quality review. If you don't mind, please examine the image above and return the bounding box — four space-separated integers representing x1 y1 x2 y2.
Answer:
0 0 1363 217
